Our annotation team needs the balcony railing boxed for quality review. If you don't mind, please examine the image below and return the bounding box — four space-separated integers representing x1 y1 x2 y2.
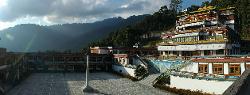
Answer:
177 18 218 29
159 55 192 60
164 39 228 45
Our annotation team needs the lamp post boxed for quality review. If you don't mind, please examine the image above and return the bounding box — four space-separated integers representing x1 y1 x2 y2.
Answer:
82 55 89 91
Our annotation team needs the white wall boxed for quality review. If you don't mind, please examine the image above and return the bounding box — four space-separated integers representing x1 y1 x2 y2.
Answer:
170 76 234 94
112 65 136 77
180 62 198 73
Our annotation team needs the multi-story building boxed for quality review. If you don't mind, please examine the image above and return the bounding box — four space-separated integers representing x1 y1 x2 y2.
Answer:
156 6 250 77
158 6 240 60
153 6 250 94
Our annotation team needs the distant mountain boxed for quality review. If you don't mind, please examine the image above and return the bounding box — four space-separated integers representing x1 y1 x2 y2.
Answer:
0 15 148 52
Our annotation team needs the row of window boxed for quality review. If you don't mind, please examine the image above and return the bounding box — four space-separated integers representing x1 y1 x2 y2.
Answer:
198 64 249 75
167 35 224 43
161 50 225 56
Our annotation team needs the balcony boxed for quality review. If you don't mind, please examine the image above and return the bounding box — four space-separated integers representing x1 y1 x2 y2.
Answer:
177 20 218 29
170 39 228 45
158 43 230 51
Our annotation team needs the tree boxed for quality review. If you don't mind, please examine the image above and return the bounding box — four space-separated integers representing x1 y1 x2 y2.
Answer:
201 1 210 7
210 0 236 8
89 5 176 47
236 0 250 40
170 0 183 13
187 5 200 12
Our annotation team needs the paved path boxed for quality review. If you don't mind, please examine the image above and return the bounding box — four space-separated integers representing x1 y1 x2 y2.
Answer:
7 73 174 95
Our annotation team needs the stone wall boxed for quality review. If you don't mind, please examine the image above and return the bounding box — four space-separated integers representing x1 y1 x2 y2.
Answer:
112 65 136 77
223 70 250 95
170 75 234 94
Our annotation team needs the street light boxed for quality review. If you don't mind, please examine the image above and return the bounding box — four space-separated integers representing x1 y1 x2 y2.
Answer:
82 50 99 93
82 54 90 92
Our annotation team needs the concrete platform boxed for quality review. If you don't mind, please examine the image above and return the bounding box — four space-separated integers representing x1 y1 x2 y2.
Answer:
7 72 173 95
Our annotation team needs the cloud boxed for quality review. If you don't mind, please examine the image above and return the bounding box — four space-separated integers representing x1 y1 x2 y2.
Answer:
0 0 169 25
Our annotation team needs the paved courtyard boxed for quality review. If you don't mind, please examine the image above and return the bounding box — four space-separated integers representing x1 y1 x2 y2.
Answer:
7 72 173 95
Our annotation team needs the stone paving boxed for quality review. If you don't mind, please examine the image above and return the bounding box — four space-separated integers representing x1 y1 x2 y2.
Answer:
7 72 174 95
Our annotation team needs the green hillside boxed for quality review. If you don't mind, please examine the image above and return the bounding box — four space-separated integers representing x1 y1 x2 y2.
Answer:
89 6 176 47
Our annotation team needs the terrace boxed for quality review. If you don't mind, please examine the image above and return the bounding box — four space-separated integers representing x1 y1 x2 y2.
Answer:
170 71 240 81
6 73 174 95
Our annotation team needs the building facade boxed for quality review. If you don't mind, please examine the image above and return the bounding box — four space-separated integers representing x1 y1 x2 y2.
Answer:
158 6 240 60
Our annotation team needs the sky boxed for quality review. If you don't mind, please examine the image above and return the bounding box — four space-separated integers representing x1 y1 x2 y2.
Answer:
0 0 210 30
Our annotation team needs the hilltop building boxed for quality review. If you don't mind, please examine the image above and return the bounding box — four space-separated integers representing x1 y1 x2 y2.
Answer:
152 6 250 94
158 6 239 60
155 6 250 76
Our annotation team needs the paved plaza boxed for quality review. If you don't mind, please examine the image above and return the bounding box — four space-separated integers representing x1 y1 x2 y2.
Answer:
7 72 173 95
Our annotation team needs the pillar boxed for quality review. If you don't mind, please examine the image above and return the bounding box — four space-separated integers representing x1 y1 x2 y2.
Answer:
17 67 20 80
209 63 213 74
224 49 228 55
201 50 204 56
163 51 166 55
213 50 217 56
126 58 129 65
210 50 213 55
224 63 229 74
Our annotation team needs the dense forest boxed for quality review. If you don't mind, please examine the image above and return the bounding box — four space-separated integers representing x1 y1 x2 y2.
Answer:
89 6 176 47
91 0 250 50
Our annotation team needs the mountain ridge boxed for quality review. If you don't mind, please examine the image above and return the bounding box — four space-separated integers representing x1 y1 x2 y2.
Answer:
0 15 149 52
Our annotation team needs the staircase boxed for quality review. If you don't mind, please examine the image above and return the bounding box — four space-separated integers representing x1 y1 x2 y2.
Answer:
137 73 161 86
134 55 193 87
134 55 160 74
142 59 160 74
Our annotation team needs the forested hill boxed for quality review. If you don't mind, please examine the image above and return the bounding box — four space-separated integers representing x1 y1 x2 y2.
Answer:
0 15 148 52
90 6 176 47
91 0 250 50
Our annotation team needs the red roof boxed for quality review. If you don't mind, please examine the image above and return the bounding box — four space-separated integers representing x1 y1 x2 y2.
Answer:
192 58 250 63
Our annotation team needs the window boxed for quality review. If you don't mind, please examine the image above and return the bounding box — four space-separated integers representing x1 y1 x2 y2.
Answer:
192 51 200 56
173 51 178 55
229 64 241 75
213 64 224 74
204 50 210 55
198 64 208 74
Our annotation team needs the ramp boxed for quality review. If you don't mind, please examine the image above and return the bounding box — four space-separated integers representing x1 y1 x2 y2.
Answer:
137 74 161 86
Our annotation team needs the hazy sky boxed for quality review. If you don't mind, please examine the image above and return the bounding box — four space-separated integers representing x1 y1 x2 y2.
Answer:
0 0 209 30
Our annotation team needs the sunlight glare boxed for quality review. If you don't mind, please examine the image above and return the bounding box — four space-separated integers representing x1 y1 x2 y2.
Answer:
0 0 7 8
